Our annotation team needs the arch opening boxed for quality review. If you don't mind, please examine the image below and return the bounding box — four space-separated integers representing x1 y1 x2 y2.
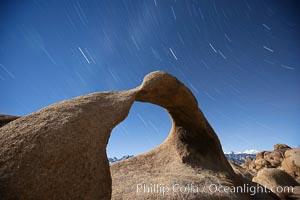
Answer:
107 101 172 160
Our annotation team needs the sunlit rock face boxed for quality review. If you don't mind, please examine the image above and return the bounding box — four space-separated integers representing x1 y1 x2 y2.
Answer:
0 71 277 200
241 144 300 181
0 90 136 199
252 168 298 199
239 144 300 199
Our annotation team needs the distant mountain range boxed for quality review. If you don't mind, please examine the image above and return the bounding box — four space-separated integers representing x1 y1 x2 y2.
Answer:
108 150 259 163
108 155 134 163
224 152 256 163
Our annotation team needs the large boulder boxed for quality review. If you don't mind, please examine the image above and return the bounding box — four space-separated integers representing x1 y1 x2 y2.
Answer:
253 168 299 199
254 159 271 170
265 151 284 168
281 148 300 179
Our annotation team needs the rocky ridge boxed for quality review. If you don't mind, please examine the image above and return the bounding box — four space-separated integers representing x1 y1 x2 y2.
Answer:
0 71 280 199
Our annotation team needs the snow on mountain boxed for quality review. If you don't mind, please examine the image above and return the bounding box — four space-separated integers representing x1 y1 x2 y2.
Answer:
223 150 258 163
242 149 260 154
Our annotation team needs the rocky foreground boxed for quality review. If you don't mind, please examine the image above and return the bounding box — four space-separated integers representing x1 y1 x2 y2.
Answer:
0 71 298 199
234 144 300 199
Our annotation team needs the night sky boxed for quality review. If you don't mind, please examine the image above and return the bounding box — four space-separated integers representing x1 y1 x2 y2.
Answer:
1 0 299 158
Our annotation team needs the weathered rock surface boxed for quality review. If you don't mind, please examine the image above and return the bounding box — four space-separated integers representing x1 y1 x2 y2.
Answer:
0 71 277 200
241 144 300 183
252 168 299 199
281 148 300 179
230 161 255 181
0 114 19 128
240 145 300 199
288 186 300 200
0 91 136 199
274 144 291 151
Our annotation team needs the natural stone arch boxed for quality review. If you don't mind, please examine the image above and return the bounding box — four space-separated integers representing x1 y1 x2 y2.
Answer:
110 71 238 199
135 71 233 171
0 71 276 199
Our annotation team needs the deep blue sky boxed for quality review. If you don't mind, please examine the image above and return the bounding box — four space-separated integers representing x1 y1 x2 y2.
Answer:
1 0 299 157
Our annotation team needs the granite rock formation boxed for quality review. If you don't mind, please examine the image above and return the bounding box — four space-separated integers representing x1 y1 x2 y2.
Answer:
0 114 19 128
240 144 300 199
252 168 299 199
110 72 276 199
281 148 300 181
0 91 136 199
230 161 255 181
241 144 300 182
0 71 277 200
274 144 291 151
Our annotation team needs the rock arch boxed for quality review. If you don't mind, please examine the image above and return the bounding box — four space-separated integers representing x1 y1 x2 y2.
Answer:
0 71 275 199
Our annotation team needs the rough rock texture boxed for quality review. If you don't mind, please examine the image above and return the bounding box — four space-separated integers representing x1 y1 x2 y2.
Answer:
230 161 254 181
0 71 277 200
265 151 284 168
274 144 291 151
241 145 299 183
241 145 300 199
254 158 271 170
252 168 299 199
281 148 300 179
288 186 300 200
0 91 136 199
0 114 19 128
